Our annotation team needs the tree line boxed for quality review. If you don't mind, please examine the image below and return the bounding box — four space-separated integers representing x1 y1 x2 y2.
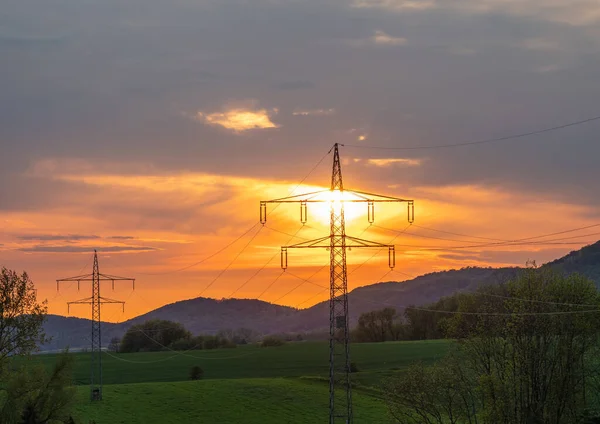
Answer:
352 288 491 343
381 268 600 423
113 321 266 353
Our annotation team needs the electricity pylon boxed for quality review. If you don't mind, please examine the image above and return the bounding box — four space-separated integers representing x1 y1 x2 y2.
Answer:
260 143 414 423
56 250 135 401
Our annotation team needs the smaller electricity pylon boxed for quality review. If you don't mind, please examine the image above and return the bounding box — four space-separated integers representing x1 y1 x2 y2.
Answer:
260 143 414 423
57 250 135 401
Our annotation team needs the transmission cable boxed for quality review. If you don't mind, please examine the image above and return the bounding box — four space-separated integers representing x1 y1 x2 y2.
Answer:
196 225 264 298
410 224 506 242
376 223 600 250
344 114 600 150
227 224 307 299
359 290 600 316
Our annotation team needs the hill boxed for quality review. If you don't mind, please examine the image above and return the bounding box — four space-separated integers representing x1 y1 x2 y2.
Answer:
41 241 600 349
546 241 600 282
43 298 296 350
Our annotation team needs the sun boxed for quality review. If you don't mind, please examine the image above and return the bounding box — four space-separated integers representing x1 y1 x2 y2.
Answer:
308 189 366 226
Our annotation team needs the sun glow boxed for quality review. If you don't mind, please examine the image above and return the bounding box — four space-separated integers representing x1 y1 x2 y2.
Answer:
309 189 367 225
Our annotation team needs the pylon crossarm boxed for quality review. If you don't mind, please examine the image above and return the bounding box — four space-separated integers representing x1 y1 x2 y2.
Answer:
99 297 126 312
283 235 393 249
283 236 331 249
97 273 135 281
56 274 93 282
66 297 93 314
263 189 331 203
264 190 412 204
344 235 393 248
67 296 94 305
345 189 413 203
98 296 125 304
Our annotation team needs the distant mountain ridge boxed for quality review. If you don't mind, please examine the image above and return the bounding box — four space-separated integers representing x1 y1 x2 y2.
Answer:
41 241 600 350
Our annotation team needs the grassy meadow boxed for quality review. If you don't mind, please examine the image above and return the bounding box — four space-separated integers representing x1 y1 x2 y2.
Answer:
31 340 453 423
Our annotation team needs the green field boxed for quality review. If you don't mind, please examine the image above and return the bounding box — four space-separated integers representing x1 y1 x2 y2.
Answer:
72 379 390 423
32 340 452 423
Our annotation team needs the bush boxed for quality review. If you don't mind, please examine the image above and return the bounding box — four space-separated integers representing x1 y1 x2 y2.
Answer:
189 366 204 380
261 336 285 347
120 320 191 353
171 338 197 351
350 362 359 373
202 336 221 350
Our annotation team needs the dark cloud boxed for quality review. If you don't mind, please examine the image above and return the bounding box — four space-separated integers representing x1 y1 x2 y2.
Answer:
20 245 158 253
276 81 316 90
0 0 599 212
18 234 100 241
109 236 136 240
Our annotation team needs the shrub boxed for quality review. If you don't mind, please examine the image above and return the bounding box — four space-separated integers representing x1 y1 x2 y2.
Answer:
189 366 204 380
261 336 285 347
171 338 197 351
202 336 220 350
350 362 359 373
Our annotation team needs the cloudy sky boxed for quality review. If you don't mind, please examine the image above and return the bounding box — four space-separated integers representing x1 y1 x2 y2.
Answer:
1 0 600 320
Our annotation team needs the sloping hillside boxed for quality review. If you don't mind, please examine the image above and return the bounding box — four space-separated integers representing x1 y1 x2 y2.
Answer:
42 241 600 349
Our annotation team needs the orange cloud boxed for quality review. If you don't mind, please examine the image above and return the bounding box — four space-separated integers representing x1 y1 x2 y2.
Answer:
371 30 408 46
196 107 279 132
2 159 599 322
365 158 422 167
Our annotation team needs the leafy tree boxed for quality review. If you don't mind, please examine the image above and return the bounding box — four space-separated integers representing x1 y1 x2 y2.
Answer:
120 320 191 353
386 269 600 424
0 268 48 366
261 336 285 347
0 267 75 423
1 352 75 424
107 337 120 353
354 308 399 342
216 328 260 345
189 366 204 380
385 354 478 424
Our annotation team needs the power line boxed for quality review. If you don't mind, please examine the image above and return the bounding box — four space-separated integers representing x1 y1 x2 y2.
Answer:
294 288 329 308
134 329 261 360
278 225 410 308
258 225 374 305
344 114 600 150
110 222 261 276
286 269 329 290
195 149 332 298
457 290 600 308
101 149 332 278
375 223 600 250
372 270 600 309
196 225 264 298
410 224 506 242
101 342 259 364
263 224 312 241
350 223 412 275
359 285 600 316
228 225 307 299
256 271 287 300
269 266 330 304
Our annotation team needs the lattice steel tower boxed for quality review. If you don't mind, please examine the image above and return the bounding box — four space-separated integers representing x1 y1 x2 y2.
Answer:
260 143 414 423
57 250 135 401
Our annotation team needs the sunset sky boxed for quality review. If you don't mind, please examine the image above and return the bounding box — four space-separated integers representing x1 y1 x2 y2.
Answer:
2 0 600 321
